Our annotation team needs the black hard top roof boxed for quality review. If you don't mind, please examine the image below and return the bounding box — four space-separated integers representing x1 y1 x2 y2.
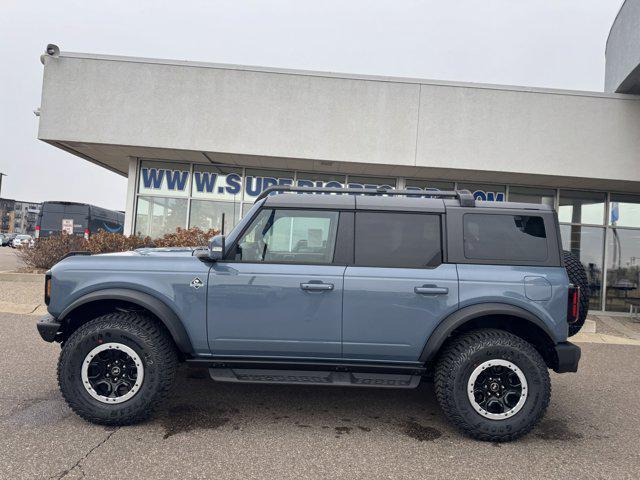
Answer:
263 190 554 212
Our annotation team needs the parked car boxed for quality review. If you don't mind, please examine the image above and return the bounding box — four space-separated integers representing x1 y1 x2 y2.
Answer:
12 234 33 248
37 186 588 442
1 233 16 246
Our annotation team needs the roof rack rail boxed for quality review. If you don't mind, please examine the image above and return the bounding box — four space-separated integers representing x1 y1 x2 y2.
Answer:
255 185 476 207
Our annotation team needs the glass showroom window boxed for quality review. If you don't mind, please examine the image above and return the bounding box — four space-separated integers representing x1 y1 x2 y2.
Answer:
190 164 242 233
189 200 238 235
609 193 640 228
560 225 604 310
457 183 506 202
348 175 396 189
558 190 605 225
135 197 188 238
135 160 191 238
405 179 455 192
138 160 191 199
242 168 295 217
244 168 294 201
296 171 347 189
508 186 556 207
605 194 640 312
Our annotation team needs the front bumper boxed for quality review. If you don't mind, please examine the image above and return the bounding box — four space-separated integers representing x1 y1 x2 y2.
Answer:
37 314 61 342
553 341 581 373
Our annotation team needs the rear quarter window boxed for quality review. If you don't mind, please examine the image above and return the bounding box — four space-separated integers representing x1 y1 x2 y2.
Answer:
463 214 548 262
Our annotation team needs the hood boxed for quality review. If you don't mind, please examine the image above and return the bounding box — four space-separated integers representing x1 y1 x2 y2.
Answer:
85 246 207 259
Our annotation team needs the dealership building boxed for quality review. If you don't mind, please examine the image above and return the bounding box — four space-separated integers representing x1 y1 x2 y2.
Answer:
36 1 639 313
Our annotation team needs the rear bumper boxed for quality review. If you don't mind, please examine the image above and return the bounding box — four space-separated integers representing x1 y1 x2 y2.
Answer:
37 314 61 342
553 341 581 373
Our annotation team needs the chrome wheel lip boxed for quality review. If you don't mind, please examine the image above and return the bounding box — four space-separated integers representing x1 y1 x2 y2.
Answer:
467 359 528 420
81 342 144 404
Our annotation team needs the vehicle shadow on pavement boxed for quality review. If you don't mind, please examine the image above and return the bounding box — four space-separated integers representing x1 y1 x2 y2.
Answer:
154 366 450 442
149 365 597 445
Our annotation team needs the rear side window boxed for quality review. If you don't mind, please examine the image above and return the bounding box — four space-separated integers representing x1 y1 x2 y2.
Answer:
463 214 548 262
355 212 441 268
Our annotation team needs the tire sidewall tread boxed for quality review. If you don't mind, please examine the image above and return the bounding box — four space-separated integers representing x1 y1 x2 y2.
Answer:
435 329 551 442
57 312 178 426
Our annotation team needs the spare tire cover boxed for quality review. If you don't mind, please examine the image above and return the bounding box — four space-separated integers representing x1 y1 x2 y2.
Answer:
563 250 590 337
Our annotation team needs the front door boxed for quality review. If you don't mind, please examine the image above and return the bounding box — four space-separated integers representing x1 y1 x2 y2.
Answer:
207 208 345 358
342 211 459 361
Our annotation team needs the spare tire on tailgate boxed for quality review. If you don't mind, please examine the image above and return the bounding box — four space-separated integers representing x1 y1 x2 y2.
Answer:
563 250 590 336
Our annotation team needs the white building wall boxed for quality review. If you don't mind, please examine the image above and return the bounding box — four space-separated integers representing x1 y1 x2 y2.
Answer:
38 52 640 190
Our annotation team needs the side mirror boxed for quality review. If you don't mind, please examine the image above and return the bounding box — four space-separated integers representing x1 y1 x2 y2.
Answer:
208 235 226 261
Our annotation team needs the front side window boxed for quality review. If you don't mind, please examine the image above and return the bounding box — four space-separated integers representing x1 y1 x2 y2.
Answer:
355 212 441 268
235 209 339 264
464 214 548 262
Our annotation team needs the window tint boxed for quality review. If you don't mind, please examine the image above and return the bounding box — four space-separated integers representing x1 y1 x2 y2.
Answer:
464 214 548 262
236 209 339 264
355 212 441 268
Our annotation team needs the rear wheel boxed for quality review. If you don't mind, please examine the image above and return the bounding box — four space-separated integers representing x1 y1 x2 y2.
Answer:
434 329 550 442
58 312 178 425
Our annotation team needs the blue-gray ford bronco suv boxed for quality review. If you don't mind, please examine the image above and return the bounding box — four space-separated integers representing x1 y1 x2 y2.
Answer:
37 186 587 442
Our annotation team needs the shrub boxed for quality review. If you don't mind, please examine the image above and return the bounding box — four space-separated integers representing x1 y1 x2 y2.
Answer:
154 227 219 248
85 231 153 254
17 227 219 271
16 233 88 271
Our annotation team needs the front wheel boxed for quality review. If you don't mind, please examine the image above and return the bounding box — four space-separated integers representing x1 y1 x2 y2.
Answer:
57 312 178 425
434 329 550 442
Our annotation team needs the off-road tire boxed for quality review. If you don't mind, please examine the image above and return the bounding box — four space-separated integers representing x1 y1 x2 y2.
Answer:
434 329 551 442
58 312 178 425
563 250 590 336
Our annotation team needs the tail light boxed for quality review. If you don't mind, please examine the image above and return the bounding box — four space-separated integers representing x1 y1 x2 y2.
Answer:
567 285 580 324
44 274 52 305
35 225 40 239
84 229 90 240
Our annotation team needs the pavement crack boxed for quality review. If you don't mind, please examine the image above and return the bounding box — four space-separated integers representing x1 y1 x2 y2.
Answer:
53 428 119 479
28 303 42 314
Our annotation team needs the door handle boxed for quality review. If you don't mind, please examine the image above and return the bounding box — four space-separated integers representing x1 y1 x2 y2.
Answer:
300 282 334 292
414 285 449 295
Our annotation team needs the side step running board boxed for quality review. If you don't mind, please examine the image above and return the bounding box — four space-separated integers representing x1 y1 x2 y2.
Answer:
208 368 422 388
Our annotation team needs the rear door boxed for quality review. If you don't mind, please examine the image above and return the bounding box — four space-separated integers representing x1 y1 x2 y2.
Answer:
342 210 459 361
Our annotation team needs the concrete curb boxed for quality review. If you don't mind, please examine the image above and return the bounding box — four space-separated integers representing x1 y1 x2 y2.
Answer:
572 332 640 346
0 302 44 315
582 319 597 333
0 272 45 283
594 315 640 341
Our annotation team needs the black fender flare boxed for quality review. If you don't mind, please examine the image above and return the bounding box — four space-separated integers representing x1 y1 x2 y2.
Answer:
59 288 194 354
419 303 556 362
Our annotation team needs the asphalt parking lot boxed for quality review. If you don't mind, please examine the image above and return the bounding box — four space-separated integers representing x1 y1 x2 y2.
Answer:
1 312 640 479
